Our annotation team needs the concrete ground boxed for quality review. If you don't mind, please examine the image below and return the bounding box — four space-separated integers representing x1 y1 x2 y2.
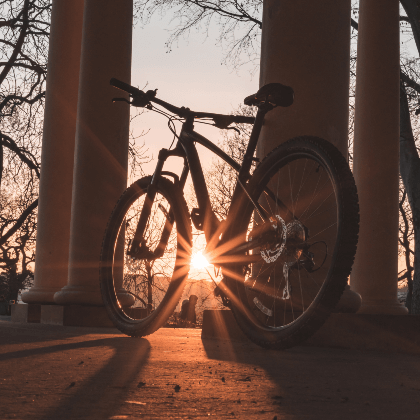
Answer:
1 317 419 420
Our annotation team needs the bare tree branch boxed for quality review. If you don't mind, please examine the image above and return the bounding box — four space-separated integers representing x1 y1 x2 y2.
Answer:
0 199 38 247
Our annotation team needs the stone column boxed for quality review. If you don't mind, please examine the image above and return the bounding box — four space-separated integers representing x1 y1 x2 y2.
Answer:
258 0 352 157
22 0 84 304
351 0 407 314
54 1 133 306
258 0 361 312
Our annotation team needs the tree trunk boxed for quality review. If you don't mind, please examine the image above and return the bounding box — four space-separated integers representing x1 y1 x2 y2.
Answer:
399 81 420 313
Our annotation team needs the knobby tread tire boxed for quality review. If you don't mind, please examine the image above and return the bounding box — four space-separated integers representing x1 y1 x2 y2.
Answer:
100 176 192 337
229 136 359 350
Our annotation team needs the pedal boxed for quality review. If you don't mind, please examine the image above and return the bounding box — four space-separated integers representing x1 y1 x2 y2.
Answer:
191 208 204 230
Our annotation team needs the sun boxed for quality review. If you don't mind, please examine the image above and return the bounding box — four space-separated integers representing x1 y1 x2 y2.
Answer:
191 251 210 269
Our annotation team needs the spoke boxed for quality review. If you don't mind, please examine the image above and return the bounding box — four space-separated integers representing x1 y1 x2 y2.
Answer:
293 158 310 213
298 267 321 289
300 187 334 223
297 261 305 313
274 171 281 216
297 166 324 221
264 188 275 216
288 163 295 217
289 276 295 322
302 200 337 224
309 221 337 241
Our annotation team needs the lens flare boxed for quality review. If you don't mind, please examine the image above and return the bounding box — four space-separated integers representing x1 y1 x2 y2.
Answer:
191 251 210 269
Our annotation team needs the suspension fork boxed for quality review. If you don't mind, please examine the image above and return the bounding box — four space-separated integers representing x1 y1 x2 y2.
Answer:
128 144 187 259
153 161 189 259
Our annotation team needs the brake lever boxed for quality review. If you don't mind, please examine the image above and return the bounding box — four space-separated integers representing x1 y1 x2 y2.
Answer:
112 97 131 104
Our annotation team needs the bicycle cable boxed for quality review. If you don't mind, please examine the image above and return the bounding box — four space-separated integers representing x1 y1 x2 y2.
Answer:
146 104 184 149
145 104 241 149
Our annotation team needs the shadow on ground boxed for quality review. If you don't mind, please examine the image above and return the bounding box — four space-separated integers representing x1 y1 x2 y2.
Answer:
201 337 420 419
0 322 150 419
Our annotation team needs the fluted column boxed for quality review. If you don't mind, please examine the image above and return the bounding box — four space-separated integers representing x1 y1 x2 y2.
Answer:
54 1 133 306
22 0 84 304
258 0 361 312
351 0 407 314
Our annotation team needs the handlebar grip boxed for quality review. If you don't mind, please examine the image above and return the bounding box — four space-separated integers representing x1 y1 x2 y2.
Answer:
110 78 143 96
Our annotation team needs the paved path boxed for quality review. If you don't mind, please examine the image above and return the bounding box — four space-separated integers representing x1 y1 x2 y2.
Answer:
1 319 419 419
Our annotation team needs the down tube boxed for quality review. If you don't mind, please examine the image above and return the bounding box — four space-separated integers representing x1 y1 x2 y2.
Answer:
180 132 221 243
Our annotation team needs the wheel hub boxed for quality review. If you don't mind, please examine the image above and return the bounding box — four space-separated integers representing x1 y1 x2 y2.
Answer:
251 216 306 264
259 215 287 263
284 220 306 262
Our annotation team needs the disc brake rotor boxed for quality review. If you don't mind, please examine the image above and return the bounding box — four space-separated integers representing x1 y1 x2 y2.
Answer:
260 215 287 263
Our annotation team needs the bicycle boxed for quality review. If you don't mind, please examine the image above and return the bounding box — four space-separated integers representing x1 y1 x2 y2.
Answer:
99 78 359 350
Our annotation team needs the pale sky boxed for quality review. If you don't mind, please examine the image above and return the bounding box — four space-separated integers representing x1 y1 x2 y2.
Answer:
130 11 259 176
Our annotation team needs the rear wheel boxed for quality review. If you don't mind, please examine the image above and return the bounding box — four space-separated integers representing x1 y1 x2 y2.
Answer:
100 176 191 336
228 137 359 349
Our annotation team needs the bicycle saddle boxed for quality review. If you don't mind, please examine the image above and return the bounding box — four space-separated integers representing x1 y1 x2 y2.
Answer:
244 83 294 107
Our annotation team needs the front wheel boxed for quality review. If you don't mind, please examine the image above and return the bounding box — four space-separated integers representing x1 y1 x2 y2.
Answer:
228 137 359 349
100 176 192 337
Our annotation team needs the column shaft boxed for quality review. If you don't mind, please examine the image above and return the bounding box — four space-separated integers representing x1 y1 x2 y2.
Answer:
351 0 407 314
258 0 361 312
54 1 133 306
22 0 84 304
258 0 351 157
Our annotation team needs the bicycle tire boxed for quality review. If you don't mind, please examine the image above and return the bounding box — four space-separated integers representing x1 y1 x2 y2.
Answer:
100 176 192 336
227 136 359 349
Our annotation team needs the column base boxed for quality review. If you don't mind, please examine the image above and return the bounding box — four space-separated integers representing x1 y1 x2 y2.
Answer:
357 299 409 315
54 285 135 307
333 285 362 313
11 304 41 323
21 286 63 305
41 304 114 327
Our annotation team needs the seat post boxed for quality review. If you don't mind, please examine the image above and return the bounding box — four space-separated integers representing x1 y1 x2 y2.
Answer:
238 103 272 183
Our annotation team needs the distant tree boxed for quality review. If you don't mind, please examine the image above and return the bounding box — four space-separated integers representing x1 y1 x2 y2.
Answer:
0 1 151 304
0 266 33 302
399 74 420 313
0 0 50 294
134 0 262 72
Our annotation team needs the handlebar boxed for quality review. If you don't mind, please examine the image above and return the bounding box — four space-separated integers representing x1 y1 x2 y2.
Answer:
110 78 143 96
110 78 255 127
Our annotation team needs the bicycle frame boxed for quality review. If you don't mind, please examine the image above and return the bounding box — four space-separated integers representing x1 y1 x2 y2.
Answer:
127 102 288 268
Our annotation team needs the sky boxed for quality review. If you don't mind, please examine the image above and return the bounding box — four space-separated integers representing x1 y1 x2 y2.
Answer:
130 10 259 176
